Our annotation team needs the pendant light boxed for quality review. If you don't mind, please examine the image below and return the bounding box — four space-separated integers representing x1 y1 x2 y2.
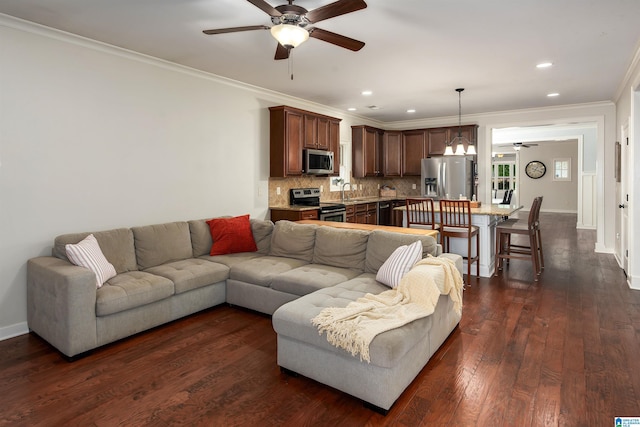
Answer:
445 88 477 156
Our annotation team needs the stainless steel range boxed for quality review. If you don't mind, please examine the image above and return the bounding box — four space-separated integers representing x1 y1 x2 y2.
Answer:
290 188 347 222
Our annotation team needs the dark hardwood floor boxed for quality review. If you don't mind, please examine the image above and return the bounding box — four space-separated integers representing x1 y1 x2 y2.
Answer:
1 213 638 426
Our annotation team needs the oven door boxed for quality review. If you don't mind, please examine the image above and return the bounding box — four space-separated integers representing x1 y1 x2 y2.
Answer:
319 208 346 222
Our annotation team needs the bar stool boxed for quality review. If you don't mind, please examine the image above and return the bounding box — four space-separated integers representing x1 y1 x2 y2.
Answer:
495 196 542 280
405 198 440 231
506 196 544 271
439 199 479 284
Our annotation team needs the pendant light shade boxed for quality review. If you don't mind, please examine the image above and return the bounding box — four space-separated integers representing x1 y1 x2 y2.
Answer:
270 24 309 48
444 88 477 156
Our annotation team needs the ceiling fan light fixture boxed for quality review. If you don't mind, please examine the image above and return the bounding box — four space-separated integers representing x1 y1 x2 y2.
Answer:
270 24 309 48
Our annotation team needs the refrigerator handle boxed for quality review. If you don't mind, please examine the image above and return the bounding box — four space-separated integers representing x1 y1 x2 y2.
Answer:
440 162 446 198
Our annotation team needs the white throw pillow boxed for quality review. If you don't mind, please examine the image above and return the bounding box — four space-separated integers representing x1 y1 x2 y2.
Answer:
376 240 423 288
65 234 117 288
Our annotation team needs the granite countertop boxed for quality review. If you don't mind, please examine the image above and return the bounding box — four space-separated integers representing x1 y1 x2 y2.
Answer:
270 196 411 211
394 201 523 216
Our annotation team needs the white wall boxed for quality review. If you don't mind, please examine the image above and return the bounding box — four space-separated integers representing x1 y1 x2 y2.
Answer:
516 141 579 212
0 16 380 338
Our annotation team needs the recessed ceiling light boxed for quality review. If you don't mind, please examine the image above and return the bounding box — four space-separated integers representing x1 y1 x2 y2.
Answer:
407 109 416 113
547 92 560 97
361 90 373 96
536 62 553 68
347 107 357 111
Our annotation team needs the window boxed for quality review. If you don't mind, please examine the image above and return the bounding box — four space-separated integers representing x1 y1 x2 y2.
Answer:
492 161 516 203
330 142 350 192
553 158 571 181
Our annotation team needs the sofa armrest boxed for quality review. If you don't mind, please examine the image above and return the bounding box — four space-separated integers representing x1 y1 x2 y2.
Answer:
437 253 464 278
27 256 98 357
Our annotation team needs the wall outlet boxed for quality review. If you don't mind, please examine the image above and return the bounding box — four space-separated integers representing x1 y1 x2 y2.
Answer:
276 187 281 195
377 184 380 190
359 184 363 190
412 184 416 189
320 185 324 193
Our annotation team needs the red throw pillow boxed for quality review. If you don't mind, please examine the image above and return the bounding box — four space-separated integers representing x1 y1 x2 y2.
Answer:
206 215 258 256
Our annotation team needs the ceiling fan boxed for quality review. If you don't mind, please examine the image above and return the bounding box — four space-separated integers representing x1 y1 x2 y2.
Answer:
203 0 367 60
497 142 539 151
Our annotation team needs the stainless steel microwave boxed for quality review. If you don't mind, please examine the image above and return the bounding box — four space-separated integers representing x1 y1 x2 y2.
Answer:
304 149 334 174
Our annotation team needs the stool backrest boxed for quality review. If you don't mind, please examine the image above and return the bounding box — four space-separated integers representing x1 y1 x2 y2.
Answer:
406 198 437 228
527 197 542 230
439 199 472 229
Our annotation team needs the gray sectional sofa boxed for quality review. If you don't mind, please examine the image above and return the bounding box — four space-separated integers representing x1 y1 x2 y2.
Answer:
27 217 462 412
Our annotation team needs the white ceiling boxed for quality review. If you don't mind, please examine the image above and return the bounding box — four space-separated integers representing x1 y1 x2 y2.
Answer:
2 0 639 123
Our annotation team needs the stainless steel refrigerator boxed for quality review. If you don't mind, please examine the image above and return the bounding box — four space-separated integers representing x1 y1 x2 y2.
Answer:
421 157 475 200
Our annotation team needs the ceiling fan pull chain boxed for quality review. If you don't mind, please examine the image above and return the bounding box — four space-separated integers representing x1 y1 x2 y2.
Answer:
289 50 294 80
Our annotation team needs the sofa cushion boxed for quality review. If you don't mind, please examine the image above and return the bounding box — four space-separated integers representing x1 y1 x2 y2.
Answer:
199 252 263 268
272 276 434 368
268 221 317 262
271 264 361 296
364 230 437 274
144 259 229 294
132 222 193 270
376 240 423 288
312 227 369 272
207 215 257 256
65 234 117 288
53 228 137 274
96 271 174 316
189 218 274 257
229 256 309 288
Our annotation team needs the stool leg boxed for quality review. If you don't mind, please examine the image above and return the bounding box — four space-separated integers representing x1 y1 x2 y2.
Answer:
537 228 544 270
476 231 480 277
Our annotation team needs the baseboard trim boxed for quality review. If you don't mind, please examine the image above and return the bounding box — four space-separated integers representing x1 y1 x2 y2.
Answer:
0 322 29 342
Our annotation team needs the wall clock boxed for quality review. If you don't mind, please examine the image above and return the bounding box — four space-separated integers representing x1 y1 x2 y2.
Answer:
525 160 546 179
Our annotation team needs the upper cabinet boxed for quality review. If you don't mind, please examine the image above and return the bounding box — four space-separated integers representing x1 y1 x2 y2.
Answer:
383 131 403 177
352 125 384 178
402 129 427 176
270 106 341 177
303 114 332 150
352 123 478 178
428 125 477 155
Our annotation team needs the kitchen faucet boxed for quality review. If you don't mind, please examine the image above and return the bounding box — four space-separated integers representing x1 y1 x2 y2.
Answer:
341 181 352 202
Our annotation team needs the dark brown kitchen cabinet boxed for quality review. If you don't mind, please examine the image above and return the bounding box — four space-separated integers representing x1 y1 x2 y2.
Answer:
354 202 377 224
402 129 427 176
428 125 477 155
383 131 403 177
303 115 331 150
329 119 340 175
345 205 356 223
427 127 449 156
352 125 383 178
270 209 318 222
269 105 341 178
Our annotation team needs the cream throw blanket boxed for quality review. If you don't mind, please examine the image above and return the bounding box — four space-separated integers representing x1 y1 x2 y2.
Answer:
311 255 463 363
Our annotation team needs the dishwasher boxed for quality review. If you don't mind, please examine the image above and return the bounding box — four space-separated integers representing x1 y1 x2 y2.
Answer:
377 201 392 226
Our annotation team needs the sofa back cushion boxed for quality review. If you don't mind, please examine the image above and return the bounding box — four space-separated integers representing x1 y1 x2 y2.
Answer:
312 227 370 272
364 230 438 274
268 221 317 263
132 222 193 270
53 228 137 274
189 218 274 257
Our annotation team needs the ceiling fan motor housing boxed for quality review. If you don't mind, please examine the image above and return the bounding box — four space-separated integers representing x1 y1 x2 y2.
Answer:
273 5 309 27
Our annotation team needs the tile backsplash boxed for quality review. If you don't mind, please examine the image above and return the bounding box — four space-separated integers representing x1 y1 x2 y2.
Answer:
269 176 421 206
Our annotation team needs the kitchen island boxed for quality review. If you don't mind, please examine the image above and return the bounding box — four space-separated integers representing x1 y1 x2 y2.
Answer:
395 202 523 278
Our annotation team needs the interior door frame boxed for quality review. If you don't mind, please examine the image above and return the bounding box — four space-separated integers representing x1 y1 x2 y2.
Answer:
620 122 629 275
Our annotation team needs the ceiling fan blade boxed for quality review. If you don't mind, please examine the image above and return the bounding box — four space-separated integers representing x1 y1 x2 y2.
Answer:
305 0 367 24
203 25 270 35
308 27 365 51
275 43 290 60
247 0 282 17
